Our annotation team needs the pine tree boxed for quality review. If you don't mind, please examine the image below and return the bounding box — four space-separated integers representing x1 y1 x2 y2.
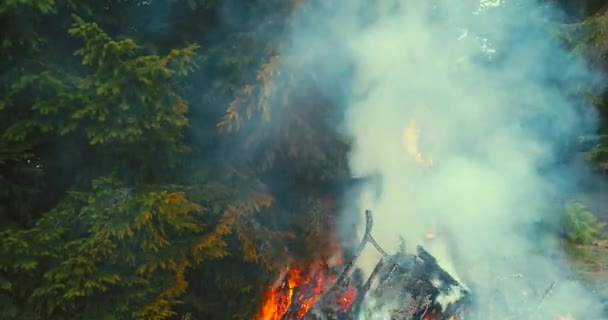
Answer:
0 1 349 318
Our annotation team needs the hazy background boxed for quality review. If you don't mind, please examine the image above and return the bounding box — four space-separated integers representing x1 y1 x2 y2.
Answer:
282 0 606 317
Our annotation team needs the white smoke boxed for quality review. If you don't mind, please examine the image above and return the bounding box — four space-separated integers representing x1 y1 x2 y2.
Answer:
283 0 605 318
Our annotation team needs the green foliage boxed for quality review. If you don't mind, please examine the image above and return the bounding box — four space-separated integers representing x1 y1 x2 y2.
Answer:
182 258 269 320
1 176 198 319
17 1 608 319
1 0 606 319
561 5 608 172
69 16 198 144
217 49 351 181
0 174 280 319
3 16 198 149
567 6 608 176
0 0 54 61
584 134 608 170
563 9 608 62
0 143 43 227
0 0 345 319
563 200 607 245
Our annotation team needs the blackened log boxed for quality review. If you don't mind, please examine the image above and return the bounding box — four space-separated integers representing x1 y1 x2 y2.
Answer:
302 209 472 319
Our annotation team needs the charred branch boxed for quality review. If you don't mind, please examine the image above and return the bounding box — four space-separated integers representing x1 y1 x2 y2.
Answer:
266 209 473 320
337 210 387 287
304 210 388 315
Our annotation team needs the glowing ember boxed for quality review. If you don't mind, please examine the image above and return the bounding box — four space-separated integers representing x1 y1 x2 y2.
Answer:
337 285 356 310
402 120 434 167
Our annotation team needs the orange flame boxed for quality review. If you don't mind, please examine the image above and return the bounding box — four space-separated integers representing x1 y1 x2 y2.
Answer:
256 265 337 319
256 250 357 319
402 120 434 167
257 268 298 320
256 219 357 319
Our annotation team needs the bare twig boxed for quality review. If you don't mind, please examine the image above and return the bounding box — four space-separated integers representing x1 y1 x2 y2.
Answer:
536 281 557 311
336 210 387 287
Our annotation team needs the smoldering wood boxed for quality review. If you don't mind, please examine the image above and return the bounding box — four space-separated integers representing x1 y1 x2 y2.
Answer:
297 210 472 320
280 209 380 319
299 209 383 319
353 246 472 319
267 208 575 320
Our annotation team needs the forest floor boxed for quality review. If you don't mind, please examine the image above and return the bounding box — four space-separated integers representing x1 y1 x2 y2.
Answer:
567 243 608 312
569 244 608 277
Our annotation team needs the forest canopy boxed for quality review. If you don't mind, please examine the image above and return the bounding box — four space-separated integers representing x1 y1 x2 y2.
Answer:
0 0 607 319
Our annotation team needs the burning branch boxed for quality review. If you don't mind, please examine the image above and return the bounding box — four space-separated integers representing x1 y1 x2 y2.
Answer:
298 210 388 318
257 210 382 320
256 209 472 320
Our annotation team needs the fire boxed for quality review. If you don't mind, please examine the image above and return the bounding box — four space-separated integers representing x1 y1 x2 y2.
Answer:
256 268 297 320
337 285 356 310
256 245 357 319
402 119 434 167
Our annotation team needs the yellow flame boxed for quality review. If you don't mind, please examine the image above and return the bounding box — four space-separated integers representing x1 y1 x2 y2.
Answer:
402 120 434 167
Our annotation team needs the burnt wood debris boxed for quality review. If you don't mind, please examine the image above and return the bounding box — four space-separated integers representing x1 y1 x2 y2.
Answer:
284 210 473 320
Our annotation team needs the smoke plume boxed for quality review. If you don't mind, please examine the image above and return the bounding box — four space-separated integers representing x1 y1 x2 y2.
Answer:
282 0 606 318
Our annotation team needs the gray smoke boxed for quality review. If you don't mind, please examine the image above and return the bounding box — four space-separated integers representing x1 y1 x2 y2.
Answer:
282 0 605 318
